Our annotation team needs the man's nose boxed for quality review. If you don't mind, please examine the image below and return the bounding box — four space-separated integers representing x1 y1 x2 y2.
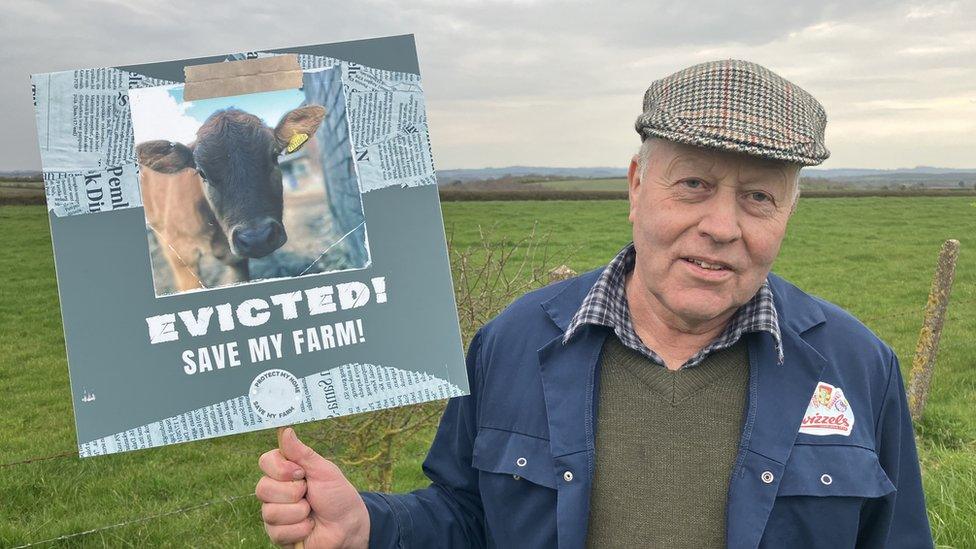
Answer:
697 194 742 243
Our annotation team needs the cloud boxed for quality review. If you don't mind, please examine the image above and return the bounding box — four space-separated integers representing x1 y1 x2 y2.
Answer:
3 0 975 170
128 86 201 146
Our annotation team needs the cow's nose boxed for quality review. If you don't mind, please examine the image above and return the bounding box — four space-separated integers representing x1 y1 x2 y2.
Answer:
233 221 284 258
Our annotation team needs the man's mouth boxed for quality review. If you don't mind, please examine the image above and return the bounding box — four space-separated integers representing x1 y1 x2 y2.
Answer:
681 257 733 271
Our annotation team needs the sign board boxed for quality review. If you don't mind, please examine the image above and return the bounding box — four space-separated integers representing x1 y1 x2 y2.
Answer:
30 35 468 457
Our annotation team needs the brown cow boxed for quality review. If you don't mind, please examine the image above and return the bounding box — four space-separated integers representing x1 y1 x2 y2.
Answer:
136 105 325 293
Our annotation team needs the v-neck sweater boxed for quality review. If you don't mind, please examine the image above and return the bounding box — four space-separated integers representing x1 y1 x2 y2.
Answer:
585 333 750 548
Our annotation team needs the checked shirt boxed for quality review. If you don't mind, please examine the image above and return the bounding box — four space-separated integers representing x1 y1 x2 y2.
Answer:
563 242 784 369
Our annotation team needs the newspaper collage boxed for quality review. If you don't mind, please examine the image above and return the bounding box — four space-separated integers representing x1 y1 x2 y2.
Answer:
31 51 437 217
80 363 461 457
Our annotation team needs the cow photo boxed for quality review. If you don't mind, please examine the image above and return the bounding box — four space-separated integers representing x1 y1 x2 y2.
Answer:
128 73 369 297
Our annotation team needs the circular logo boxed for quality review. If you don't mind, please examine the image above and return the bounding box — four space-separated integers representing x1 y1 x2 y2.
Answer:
248 369 303 422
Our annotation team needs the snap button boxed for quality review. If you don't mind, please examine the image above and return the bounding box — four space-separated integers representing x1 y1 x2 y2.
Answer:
563 471 574 482
516 457 527 467
513 474 521 481
760 471 774 484
820 473 833 485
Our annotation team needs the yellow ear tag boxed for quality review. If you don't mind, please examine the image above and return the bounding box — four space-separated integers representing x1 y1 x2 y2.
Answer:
286 132 309 153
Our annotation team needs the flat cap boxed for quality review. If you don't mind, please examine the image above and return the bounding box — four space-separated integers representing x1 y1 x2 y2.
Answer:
635 59 829 166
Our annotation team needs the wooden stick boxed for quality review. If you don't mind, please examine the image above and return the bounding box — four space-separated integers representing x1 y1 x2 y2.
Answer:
277 426 306 549
907 239 960 421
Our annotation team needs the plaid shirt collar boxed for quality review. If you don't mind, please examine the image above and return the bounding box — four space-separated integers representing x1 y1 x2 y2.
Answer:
563 242 783 369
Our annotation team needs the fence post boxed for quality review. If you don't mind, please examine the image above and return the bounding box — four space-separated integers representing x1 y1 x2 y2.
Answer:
549 265 577 283
907 239 960 422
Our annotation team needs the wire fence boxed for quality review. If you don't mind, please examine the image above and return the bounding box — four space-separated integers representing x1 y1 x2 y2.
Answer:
10 494 254 548
0 450 76 469
4 276 970 546
0 301 938 469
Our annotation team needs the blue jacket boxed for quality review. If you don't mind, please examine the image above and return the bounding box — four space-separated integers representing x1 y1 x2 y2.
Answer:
361 268 933 548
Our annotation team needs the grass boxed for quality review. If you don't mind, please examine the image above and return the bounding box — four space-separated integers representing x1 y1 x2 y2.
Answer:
535 178 629 191
2 197 975 546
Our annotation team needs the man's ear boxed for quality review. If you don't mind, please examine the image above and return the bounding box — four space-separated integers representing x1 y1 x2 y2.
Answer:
787 165 801 217
627 155 641 224
135 140 196 174
274 105 326 153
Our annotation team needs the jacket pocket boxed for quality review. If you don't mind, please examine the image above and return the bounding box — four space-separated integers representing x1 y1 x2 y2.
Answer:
471 427 557 489
760 444 896 548
470 428 559 548
777 443 895 498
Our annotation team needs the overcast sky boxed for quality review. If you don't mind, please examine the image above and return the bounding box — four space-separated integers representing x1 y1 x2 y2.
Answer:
2 0 974 171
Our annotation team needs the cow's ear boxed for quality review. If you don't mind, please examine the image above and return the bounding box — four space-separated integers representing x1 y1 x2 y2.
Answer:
136 140 196 174
274 105 326 153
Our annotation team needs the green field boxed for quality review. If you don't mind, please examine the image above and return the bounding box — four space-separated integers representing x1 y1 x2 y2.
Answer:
535 178 629 191
2 197 975 547
0 180 44 202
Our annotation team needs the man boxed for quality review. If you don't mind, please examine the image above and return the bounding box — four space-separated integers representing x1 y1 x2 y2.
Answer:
256 60 933 548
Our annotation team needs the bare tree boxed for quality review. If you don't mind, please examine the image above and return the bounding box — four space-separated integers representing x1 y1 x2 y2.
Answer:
303 223 568 491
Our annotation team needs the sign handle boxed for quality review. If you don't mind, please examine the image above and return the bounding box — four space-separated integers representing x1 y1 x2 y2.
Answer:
277 426 306 549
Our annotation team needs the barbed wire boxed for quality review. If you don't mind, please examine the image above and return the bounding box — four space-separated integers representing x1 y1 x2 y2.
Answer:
12 493 254 548
1 294 970 474
860 306 924 323
2 288 970 545
855 295 975 324
0 450 76 469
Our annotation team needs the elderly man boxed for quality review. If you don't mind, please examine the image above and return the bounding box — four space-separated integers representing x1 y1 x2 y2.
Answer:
256 60 933 548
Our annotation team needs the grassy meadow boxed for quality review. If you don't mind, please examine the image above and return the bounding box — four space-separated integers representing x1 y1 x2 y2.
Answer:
1 197 975 547
535 178 629 191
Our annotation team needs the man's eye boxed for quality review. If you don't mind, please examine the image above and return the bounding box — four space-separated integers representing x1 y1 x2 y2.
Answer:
749 191 772 202
681 179 706 189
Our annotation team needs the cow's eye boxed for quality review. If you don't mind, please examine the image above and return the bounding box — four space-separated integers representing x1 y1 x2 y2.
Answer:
196 168 208 181
271 153 280 166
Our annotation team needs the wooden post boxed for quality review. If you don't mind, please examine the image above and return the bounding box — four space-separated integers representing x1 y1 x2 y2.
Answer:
907 239 960 422
549 265 577 283
277 427 306 549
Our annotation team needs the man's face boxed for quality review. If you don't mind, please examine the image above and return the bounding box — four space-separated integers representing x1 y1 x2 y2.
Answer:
627 139 798 327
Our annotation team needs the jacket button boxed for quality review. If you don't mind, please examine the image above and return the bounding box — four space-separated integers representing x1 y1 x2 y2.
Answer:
820 474 833 485
761 471 774 484
563 471 574 482
516 457 527 467
513 474 521 481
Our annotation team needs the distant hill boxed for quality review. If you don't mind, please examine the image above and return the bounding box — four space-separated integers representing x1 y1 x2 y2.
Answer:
8 166 976 188
801 168 976 189
436 165 976 189
437 166 627 184
803 167 976 178
0 170 42 181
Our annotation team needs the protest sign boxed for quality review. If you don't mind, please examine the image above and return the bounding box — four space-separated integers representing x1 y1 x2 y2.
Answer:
30 35 468 457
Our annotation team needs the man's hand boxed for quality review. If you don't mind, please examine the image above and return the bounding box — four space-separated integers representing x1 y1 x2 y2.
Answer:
257 427 370 548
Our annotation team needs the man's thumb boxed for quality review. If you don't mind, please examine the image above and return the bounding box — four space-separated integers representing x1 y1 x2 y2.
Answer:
278 427 326 471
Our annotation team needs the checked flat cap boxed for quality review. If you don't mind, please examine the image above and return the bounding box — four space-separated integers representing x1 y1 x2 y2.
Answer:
635 59 830 166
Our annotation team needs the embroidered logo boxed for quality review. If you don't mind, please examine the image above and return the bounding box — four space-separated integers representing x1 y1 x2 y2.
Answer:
799 382 855 436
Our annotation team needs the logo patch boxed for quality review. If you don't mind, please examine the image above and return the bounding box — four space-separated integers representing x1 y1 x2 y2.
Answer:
799 382 855 436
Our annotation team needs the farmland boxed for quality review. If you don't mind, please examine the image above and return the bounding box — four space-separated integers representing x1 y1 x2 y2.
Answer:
535 178 629 191
1 197 975 546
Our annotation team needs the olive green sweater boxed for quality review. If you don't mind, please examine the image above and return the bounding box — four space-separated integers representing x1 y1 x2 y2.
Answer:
585 333 750 549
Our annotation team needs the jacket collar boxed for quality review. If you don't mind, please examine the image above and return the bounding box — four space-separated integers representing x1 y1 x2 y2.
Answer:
540 267 603 333
541 267 826 341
